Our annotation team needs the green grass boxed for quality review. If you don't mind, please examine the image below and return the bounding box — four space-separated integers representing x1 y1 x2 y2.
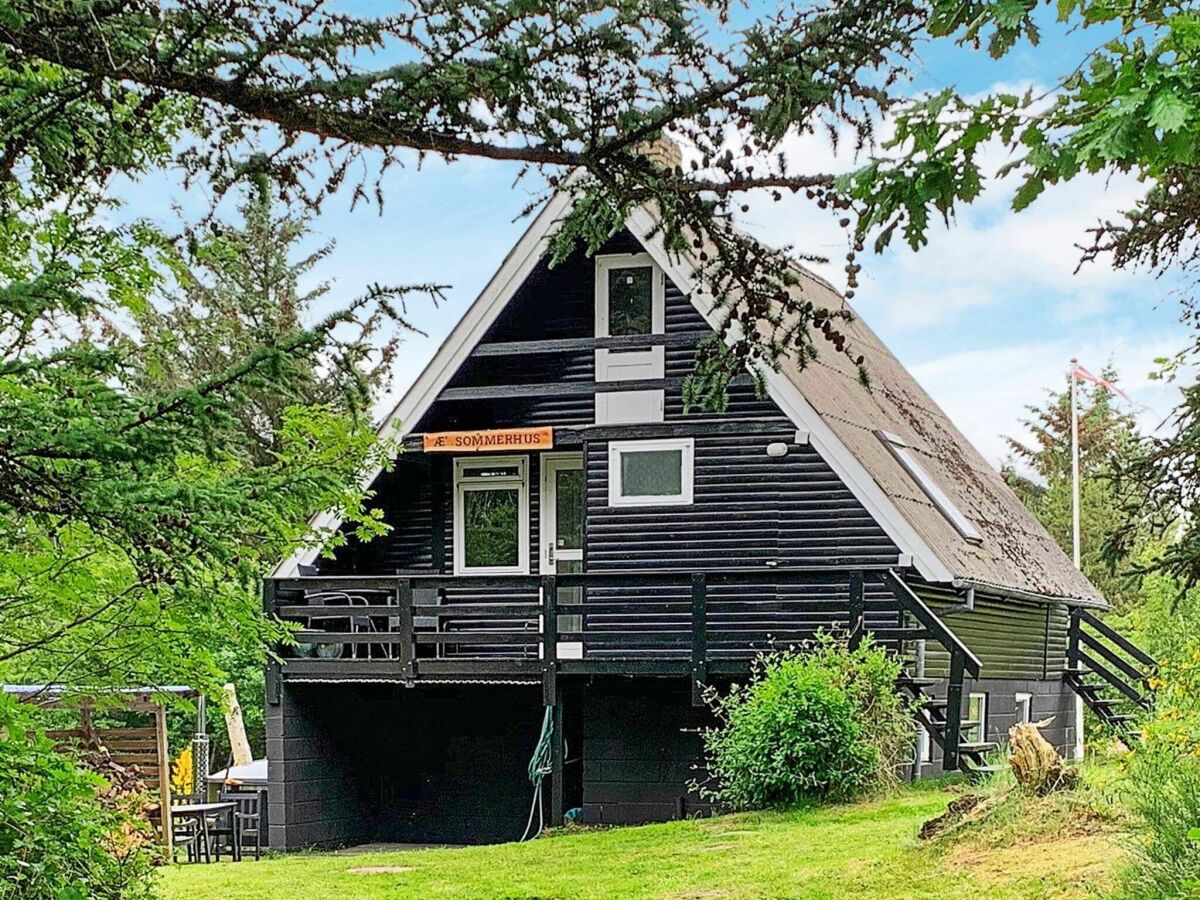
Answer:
160 782 1122 899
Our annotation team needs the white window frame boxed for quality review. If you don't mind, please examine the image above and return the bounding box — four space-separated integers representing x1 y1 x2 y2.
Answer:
608 438 694 507
877 430 983 544
966 692 988 744
1015 692 1033 725
453 455 530 575
594 252 665 338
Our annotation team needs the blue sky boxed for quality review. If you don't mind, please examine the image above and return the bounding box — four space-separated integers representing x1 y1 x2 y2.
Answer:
127 7 1187 469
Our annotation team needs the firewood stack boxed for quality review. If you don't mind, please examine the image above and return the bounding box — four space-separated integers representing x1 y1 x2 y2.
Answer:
77 738 161 856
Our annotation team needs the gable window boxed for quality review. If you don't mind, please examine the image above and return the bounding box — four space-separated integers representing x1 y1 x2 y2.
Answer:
966 692 988 744
453 457 529 574
608 438 694 507
595 253 664 337
876 430 983 544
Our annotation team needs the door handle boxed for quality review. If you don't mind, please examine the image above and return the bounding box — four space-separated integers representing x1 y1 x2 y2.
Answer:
548 542 555 565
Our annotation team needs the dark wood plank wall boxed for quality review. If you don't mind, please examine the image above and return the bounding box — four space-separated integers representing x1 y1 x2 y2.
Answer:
583 430 900 659
311 229 1071 682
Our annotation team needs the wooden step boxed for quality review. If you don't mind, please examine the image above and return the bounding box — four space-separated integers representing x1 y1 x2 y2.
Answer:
897 675 939 688
872 627 934 642
957 741 999 755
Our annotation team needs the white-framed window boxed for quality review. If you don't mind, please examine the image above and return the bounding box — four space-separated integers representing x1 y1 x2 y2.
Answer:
876 430 983 544
594 253 665 338
607 438 694 507
1015 692 1033 725
966 692 988 744
453 456 529 574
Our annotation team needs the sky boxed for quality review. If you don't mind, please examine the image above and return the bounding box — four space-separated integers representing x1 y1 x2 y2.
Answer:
128 6 1189 472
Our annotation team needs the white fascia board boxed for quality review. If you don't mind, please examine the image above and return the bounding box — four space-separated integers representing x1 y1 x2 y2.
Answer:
625 206 954 585
271 188 577 577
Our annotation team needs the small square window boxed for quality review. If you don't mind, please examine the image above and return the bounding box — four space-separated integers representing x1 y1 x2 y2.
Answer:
608 439 693 507
1015 692 1032 725
453 456 529 574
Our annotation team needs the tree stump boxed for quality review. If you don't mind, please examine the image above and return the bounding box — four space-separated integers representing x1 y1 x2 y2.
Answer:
1008 719 1078 795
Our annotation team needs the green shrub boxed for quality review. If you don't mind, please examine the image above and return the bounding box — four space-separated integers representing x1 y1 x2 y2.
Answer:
698 635 916 810
0 694 157 900
1118 644 1200 898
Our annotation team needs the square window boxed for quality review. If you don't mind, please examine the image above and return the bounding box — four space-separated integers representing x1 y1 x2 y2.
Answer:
462 487 520 569
608 439 694 507
453 456 529 574
595 253 663 338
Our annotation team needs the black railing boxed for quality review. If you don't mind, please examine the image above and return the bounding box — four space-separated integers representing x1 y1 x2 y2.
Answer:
266 567 974 680
1067 608 1156 736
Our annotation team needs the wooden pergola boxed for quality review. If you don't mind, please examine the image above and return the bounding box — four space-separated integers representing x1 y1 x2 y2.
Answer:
3 684 197 851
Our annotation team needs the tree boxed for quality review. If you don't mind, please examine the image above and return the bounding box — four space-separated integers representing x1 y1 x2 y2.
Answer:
134 178 425 465
0 108 409 692
0 0 935 396
1002 367 1145 610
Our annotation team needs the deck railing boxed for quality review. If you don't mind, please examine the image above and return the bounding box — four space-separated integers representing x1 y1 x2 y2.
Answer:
265 566 979 691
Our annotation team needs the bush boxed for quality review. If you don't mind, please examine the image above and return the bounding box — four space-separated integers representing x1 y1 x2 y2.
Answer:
698 635 916 810
0 695 157 900
1119 644 1200 898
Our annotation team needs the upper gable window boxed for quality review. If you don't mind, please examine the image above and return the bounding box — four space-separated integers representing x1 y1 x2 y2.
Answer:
595 253 664 337
877 430 983 544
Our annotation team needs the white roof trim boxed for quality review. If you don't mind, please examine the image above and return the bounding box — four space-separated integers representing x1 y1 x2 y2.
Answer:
275 191 953 585
272 188 576 576
623 206 954 584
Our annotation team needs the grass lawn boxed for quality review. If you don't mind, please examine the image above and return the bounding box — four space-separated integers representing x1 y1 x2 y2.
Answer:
160 781 1123 899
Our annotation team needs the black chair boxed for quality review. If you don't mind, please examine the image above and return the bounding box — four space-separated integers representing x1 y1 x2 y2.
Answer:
171 812 209 864
213 788 264 861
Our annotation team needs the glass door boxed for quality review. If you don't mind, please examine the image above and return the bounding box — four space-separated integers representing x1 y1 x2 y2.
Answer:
540 454 584 639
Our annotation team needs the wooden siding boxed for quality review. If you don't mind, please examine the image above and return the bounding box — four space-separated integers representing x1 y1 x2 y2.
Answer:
911 591 1069 680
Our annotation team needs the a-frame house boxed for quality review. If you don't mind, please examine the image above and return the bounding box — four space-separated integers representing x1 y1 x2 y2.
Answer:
263 189 1155 849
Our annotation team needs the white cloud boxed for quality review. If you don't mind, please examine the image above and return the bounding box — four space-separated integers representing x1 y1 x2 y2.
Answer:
911 332 1183 469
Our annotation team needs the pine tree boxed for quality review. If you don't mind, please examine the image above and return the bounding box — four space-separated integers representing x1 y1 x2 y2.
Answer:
1001 368 1145 610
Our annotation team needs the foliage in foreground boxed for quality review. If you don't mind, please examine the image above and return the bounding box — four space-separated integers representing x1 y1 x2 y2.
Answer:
0 694 156 900
1118 645 1200 899
698 636 915 810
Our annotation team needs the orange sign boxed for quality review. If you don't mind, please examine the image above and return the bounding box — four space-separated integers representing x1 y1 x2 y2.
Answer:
423 426 554 453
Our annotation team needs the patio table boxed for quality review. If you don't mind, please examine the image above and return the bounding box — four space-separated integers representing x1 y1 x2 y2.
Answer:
172 801 238 862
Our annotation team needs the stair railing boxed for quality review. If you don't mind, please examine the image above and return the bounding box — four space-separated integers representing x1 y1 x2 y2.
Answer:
1067 607 1156 716
881 571 982 771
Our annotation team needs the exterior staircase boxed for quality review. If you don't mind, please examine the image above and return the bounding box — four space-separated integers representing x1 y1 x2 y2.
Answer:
869 572 995 779
872 580 1158 779
1065 608 1156 743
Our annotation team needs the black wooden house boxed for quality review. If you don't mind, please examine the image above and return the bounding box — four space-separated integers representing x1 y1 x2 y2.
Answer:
263 189 1155 850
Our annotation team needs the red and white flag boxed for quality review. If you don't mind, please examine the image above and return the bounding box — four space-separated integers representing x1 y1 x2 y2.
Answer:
1071 363 1136 407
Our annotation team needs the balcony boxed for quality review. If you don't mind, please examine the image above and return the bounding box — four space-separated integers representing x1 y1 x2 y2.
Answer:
265 566 977 701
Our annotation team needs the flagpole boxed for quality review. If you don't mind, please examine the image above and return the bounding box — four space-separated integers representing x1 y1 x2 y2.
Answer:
1070 358 1081 569
1069 358 1084 760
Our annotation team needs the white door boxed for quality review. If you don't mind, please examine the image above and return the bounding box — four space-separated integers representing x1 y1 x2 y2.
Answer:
540 454 584 658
